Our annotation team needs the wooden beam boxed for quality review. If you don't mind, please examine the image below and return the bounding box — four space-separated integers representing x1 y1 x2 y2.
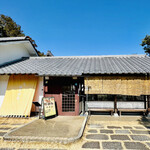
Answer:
114 95 117 113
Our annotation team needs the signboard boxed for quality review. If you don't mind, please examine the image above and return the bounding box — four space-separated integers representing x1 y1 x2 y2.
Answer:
43 97 56 118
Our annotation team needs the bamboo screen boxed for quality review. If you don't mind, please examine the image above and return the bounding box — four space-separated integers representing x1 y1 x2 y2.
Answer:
84 76 150 96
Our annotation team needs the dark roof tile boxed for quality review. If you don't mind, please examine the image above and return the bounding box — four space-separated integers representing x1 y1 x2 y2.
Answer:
0 55 149 76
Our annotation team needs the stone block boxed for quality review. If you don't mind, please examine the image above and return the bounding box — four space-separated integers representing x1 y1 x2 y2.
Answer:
100 129 113 134
115 130 130 134
111 135 130 141
82 141 100 149
124 142 149 150
130 135 150 141
107 126 121 129
102 142 123 149
131 130 150 134
88 129 97 133
86 134 109 140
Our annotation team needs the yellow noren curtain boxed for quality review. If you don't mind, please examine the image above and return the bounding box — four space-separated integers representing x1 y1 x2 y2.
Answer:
0 75 38 116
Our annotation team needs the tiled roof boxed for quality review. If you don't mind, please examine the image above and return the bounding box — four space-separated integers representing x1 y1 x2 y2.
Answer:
0 55 150 76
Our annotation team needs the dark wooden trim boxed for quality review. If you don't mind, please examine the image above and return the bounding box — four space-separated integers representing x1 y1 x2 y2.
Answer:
148 96 150 111
118 109 147 112
114 95 117 113
88 108 113 116
118 109 147 116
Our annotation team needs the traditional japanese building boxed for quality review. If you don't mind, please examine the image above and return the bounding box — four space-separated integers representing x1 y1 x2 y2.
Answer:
1 37 150 117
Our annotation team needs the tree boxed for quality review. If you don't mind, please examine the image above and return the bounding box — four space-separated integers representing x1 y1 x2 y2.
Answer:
141 35 150 56
0 14 24 37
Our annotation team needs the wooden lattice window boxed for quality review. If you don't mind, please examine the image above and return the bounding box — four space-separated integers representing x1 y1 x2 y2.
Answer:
62 93 75 112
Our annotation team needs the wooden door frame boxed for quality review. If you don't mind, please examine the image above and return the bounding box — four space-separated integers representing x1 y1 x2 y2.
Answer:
60 93 79 116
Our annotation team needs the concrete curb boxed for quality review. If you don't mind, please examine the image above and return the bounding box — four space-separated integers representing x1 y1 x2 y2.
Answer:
3 115 88 144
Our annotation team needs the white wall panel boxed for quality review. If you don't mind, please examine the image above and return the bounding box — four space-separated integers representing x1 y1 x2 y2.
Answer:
0 75 9 108
117 101 145 109
0 44 30 65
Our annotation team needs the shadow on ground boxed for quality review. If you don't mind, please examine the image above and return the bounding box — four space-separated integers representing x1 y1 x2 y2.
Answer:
138 116 150 129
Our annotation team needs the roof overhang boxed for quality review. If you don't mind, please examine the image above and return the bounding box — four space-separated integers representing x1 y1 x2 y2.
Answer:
0 37 38 56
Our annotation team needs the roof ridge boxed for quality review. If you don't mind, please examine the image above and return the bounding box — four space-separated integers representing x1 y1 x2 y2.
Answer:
30 54 146 59
0 37 26 41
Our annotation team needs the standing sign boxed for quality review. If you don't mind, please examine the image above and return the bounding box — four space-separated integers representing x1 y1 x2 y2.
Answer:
43 97 56 118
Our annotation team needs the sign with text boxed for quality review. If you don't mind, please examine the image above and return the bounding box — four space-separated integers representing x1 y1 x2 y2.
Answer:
43 97 56 118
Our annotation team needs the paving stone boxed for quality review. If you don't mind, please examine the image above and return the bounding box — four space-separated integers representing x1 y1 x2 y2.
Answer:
39 149 66 150
88 129 97 133
124 142 149 150
82 141 100 149
0 148 15 150
102 142 123 149
0 128 11 130
10 128 17 131
18 149 36 150
100 129 113 134
107 126 121 129
0 132 7 136
115 130 130 134
1 123 9 125
11 123 23 125
123 126 132 129
86 134 109 140
146 142 150 147
134 126 145 129
131 130 150 134
88 124 104 128
111 135 130 141
130 135 150 141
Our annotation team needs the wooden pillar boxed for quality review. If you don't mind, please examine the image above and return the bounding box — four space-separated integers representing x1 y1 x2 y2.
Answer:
145 96 148 110
75 94 79 116
114 95 117 113
147 96 150 113
82 96 85 114
113 95 118 116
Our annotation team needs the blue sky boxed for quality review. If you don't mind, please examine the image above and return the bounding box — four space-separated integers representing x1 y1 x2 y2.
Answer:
0 0 150 56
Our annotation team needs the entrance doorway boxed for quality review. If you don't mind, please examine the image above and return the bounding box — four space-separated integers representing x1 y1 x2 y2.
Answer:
44 77 84 116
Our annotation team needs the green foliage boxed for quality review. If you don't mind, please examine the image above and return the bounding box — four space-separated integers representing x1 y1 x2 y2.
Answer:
0 14 25 37
141 35 150 56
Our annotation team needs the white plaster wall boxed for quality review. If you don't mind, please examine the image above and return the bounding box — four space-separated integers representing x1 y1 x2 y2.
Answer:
0 44 30 65
85 101 114 110
0 75 9 108
117 101 145 109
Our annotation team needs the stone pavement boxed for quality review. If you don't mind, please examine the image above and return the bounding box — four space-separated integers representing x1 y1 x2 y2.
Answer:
0 116 150 149
81 116 150 150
